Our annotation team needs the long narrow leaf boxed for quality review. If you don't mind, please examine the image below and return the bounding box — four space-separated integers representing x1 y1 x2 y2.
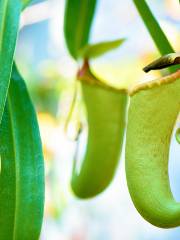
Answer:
0 0 21 123
64 0 97 59
0 64 44 239
133 0 178 73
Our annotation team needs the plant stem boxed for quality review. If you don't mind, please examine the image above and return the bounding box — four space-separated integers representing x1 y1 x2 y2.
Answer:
64 81 78 134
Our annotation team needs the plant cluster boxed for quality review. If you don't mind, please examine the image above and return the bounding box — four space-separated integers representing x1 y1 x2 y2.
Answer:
0 0 179 238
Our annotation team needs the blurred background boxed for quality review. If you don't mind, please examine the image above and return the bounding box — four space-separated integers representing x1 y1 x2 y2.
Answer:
15 0 180 239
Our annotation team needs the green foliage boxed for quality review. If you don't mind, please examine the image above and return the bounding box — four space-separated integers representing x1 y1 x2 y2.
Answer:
0 64 44 239
64 0 128 198
176 128 180 144
0 0 21 123
79 39 125 59
64 0 97 59
132 0 178 73
21 0 33 9
132 0 173 54
125 72 180 228
0 0 45 238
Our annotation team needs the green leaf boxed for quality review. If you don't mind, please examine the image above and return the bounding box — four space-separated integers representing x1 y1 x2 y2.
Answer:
21 0 31 8
132 0 178 73
0 64 45 239
176 128 180 144
79 38 125 59
64 0 97 59
0 0 21 124
21 0 39 10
